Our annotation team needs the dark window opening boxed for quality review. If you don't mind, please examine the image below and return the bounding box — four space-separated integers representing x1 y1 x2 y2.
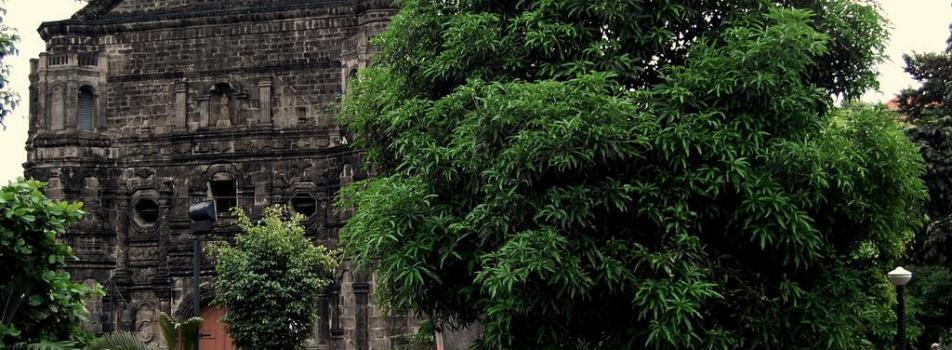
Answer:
78 55 98 66
296 107 308 125
340 164 354 179
210 179 237 215
290 193 317 217
77 86 94 131
134 199 160 225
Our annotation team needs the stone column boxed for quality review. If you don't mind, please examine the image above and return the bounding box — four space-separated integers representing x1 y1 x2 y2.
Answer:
65 81 79 129
152 185 174 300
330 283 344 350
112 190 133 332
354 281 370 350
258 79 272 125
95 84 107 130
31 56 48 131
318 292 331 345
198 96 210 128
174 81 188 130
49 84 65 131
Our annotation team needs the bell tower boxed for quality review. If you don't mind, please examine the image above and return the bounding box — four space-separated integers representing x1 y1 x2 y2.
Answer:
26 29 116 333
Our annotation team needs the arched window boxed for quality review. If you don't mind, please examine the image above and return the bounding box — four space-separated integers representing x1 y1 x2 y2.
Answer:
208 173 237 215
290 193 317 217
77 86 94 131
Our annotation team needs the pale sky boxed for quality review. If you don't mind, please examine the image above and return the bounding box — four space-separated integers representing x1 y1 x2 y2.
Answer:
1 0 84 184
0 0 949 185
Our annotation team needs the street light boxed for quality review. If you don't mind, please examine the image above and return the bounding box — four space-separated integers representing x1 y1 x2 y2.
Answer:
887 266 913 350
188 200 217 350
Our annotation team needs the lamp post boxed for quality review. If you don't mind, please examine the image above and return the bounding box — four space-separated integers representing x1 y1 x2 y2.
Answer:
887 266 913 350
188 200 217 350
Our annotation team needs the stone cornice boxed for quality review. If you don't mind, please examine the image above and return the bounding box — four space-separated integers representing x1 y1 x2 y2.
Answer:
40 1 356 40
107 60 342 83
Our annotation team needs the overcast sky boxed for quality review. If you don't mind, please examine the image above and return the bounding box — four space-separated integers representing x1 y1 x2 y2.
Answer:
0 0 950 185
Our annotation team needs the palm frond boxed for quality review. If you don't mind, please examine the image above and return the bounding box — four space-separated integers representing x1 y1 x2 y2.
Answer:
85 332 148 350
158 312 179 350
9 340 78 350
158 312 203 350
177 316 204 350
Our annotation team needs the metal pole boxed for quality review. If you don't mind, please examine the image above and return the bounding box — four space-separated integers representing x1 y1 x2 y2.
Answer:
193 238 201 350
897 285 906 350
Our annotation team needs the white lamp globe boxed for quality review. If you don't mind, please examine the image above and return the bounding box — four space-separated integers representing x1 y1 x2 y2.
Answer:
887 266 913 287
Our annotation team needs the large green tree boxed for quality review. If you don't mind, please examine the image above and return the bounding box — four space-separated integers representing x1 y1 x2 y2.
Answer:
339 1 924 349
0 179 101 348
210 206 337 350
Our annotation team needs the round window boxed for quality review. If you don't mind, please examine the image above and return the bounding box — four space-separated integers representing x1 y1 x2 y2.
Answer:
290 193 317 217
134 198 160 225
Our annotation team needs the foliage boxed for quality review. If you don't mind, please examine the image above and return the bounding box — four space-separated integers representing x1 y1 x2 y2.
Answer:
338 0 924 349
209 206 338 350
907 266 952 349
897 50 952 123
85 332 148 350
157 312 202 350
394 321 436 350
899 31 952 248
8 340 80 350
901 23 952 250
896 23 952 350
395 333 436 350
0 179 102 348
0 0 19 128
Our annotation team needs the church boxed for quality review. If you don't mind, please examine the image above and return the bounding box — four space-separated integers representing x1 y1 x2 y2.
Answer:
23 1 413 349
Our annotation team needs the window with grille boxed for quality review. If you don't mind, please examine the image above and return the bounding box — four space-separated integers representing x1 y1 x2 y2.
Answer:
77 86 94 131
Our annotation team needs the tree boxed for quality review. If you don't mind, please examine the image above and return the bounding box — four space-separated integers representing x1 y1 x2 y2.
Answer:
210 206 337 350
0 0 17 128
339 1 925 349
898 22 952 252
897 46 952 123
895 21 952 350
0 179 101 348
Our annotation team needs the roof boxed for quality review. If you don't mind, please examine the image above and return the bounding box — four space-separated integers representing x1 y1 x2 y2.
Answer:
73 0 124 19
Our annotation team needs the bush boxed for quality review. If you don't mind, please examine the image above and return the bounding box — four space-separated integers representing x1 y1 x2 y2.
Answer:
210 206 337 350
0 179 102 348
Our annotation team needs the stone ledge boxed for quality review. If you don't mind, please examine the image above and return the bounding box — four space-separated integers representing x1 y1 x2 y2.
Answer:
41 2 357 40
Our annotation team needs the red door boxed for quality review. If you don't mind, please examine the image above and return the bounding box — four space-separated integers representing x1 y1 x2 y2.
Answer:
199 307 237 350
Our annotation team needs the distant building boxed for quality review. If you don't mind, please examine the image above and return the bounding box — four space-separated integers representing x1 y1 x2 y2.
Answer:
24 1 414 349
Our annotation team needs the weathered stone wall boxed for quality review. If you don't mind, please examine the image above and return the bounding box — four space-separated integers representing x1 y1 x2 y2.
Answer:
25 1 413 349
108 0 325 15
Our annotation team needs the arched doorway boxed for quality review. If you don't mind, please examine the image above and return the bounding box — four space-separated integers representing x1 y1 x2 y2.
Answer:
199 306 236 350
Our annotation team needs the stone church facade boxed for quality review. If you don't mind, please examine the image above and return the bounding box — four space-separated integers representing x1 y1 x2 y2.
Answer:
24 1 412 349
